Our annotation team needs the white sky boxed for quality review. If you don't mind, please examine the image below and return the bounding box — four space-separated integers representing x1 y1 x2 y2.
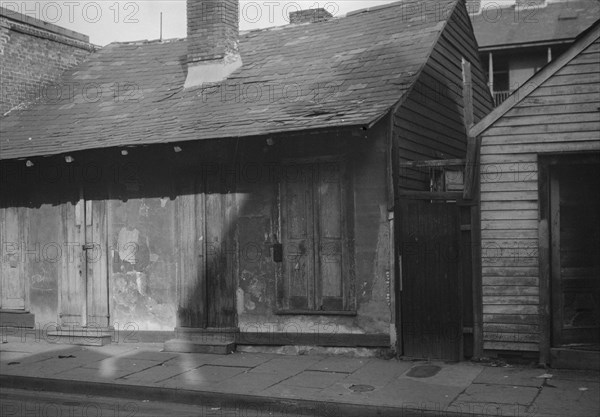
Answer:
1 0 520 46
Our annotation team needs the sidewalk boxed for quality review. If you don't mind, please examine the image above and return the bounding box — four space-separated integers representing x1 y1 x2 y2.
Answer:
1 337 598 417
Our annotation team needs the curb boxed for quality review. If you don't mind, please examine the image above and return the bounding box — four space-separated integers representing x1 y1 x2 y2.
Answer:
1 374 484 417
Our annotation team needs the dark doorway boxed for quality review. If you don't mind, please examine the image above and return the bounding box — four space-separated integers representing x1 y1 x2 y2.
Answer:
550 163 600 348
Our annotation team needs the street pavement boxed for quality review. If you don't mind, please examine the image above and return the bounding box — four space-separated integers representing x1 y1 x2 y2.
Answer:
1 336 598 417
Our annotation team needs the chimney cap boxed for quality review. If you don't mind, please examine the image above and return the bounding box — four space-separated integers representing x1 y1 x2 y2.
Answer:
289 8 333 24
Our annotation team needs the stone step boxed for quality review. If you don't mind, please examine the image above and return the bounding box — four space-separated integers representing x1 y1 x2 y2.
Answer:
46 329 112 346
0 310 35 328
164 338 235 355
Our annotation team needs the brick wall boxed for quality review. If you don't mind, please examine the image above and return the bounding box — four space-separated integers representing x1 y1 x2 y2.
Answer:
0 8 96 116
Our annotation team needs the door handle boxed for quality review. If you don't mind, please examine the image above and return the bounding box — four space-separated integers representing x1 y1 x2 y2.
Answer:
82 244 95 251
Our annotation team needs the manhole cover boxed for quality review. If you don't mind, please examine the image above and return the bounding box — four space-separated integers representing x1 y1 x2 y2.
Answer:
406 365 441 378
349 384 375 392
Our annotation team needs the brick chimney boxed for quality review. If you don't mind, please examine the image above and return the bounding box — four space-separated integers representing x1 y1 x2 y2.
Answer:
184 0 242 88
289 8 333 24
465 0 482 15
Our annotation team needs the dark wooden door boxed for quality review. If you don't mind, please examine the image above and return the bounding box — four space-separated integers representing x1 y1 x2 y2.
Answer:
550 164 600 347
398 200 462 361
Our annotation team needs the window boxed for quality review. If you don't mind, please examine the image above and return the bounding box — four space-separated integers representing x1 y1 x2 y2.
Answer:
277 159 353 313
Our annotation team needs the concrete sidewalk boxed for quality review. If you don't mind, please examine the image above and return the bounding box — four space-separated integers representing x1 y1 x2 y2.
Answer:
1 337 598 417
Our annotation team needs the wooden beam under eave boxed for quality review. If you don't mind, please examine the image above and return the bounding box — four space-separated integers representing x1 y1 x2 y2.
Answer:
398 159 466 168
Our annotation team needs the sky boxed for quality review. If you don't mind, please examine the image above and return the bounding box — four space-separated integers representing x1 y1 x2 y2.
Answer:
1 0 520 46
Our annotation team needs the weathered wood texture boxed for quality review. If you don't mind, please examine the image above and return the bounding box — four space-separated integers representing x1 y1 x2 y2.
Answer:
399 200 462 361
478 37 600 352
394 2 492 191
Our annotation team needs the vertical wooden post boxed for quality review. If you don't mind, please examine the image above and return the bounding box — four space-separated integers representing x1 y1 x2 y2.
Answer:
488 52 494 95
547 47 552 63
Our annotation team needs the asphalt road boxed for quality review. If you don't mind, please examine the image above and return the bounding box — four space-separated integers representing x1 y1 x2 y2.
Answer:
0 388 315 417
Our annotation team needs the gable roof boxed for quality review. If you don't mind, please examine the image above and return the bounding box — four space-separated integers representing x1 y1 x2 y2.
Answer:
470 18 600 137
0 0 462 161
471 0 599 50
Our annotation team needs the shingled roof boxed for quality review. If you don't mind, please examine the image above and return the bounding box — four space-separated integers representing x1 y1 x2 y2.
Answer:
472 0 599 50
1 0 460 161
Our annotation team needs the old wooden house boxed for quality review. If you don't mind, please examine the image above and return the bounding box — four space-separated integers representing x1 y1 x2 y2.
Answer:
470 20 600 369
1 0 492 359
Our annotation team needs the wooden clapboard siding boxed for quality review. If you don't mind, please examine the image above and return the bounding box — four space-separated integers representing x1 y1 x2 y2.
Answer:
477 31 600 352
394 2 493 189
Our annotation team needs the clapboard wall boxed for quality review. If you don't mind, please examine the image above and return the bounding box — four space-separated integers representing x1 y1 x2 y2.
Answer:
477 29 600 352
394 0 492 190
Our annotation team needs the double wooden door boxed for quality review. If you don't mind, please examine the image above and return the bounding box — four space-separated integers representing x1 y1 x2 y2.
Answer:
60 199 109 328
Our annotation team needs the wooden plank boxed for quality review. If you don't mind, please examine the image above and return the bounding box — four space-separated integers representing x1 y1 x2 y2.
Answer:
481 230 538 239
483 341 539 351
481 141 600 155
520 92 600 107
483 314 539 325
398 159 465 168
463 136 478 200
485 121 600 138
505 102 600 118
480 191 538 202
482 276 539 286
484 323 539 333
483 296 539 305
396 190 463 201
483 286 539 296
481 210 538 220
483 305 538 315
483 131 596 146
550 173 561 347
462 59 474 129
483 332 539 343
177 189 204 328
481 201 538 211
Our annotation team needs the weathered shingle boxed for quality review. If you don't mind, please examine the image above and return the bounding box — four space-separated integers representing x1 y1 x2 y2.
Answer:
1 0 459 160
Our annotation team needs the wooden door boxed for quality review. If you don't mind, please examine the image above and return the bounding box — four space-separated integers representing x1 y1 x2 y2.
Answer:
61 199 109 328
280 164 316 310
279 161 348 312
550 164 600 347
398 200 462 361
0 208 26 310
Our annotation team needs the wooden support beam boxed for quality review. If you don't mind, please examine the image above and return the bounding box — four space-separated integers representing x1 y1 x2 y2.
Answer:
396 190 463 201
463 136 480 200
398 159 465 168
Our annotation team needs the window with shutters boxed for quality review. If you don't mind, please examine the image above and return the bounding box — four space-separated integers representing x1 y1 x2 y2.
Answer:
277 158 354 314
